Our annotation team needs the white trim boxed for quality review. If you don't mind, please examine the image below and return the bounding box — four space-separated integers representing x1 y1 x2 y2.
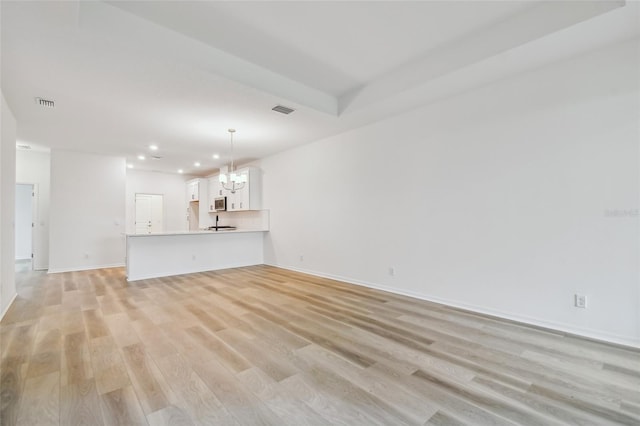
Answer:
0 292 18 321
268 263 640 349
47 262 125 274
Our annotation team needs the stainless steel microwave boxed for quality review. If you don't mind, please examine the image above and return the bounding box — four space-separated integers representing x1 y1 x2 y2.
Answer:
214 196 227 211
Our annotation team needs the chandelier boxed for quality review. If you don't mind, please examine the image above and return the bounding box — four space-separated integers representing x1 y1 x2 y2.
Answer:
219 129 246 193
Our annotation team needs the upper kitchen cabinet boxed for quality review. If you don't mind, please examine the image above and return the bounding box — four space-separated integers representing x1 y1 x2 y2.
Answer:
207 175 223 212
186 178 211 229
187 178 208 203
225 167 262 211
187 179 200 202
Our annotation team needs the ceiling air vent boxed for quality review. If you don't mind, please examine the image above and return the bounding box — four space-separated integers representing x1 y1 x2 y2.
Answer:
16 144 31 150
35 97 55 108
272 105 295 115
151 155 163 160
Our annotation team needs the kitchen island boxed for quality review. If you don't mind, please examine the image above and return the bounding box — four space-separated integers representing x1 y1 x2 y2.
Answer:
125 229 267 281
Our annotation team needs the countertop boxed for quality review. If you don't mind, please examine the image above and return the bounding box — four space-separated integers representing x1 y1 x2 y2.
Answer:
126 229 268 237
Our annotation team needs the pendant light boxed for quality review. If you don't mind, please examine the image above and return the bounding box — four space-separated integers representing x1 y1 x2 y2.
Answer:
219 129 247 193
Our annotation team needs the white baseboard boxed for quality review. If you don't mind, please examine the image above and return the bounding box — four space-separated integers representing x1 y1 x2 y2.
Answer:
0 292 18 321
267 263 640 349
47 263 125 274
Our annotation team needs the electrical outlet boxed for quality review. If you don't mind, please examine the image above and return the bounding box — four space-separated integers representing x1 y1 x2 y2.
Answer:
192 254 196 261
299 255 304 262
388 267 395 276
574 294 587 308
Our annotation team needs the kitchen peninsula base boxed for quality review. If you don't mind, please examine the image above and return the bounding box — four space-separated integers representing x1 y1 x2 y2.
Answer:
126 230 266 281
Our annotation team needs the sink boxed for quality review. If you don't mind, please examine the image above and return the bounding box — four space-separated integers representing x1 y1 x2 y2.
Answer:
207 226 236 231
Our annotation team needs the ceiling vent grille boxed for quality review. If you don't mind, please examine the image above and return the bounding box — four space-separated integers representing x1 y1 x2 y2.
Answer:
35 97 55 108
17 144 32 150
151 155 163 160
272 105 295 115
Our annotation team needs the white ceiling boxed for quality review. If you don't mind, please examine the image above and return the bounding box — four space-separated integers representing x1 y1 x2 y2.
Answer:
2 1 638 176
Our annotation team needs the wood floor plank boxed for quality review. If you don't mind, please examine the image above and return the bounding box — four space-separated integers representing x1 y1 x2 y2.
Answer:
61 331 92 386
32 329 62 355
184 325 251 373
472 375 600 425
425 410 467 425
3 264 639 426
412 368 556 425
82 309 110 339
26 350 60 378
236 367 331 426
216 327 299 382
160 322 216 365
431 339 637 408
154 353 238 425
370 361 514 425
192 358 283 425
99 385 148 426
298 343 439 424
184 304 227 332
275 373 367 426
15 371 60 426
1 323 38 426
121 342 172 414
303 364 419 426
1 356 27 426
104 312 141 348
89 335 130 395
60 379 105 426
233 299 378 369
59 311 85 335
62 290 82 311
131 319 178 359
146 405 194 426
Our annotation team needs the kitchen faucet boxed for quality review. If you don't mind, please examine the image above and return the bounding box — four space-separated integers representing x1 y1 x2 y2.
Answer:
207 214 235 231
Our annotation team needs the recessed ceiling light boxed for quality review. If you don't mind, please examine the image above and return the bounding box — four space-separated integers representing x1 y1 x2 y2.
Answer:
127 163 133 169
194 162 201 167
177 169 183 174
212 154 220 159
149 144 158 151
137 155 145 160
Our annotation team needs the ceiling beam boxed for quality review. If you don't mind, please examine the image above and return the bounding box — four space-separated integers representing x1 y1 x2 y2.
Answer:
338 0 625 116
80 1 338 116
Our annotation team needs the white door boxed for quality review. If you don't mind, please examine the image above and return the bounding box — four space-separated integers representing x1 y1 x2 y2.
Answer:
135 194 164 234
15 184 33 260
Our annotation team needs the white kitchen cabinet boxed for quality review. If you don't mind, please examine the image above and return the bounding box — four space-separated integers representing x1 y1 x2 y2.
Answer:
207 176 223 212
186 178 211 229
187 180 199 202
225 167 261 211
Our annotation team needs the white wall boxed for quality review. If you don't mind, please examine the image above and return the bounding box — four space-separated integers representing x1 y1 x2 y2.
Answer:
16 150 50 269
260 40 640 346
49 150 126 273
125 169 189 234
14 183 32 260
1 93 17 318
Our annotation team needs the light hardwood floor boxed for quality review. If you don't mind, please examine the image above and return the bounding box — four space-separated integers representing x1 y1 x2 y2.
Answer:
1 265 639 425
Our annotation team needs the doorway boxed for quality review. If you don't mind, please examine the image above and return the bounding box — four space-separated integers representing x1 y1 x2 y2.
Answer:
15 183 34 268
135 193 164 234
